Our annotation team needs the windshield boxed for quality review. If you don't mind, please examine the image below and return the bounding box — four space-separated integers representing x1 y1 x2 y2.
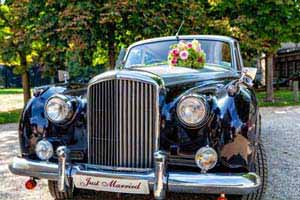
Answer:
124 39 232 70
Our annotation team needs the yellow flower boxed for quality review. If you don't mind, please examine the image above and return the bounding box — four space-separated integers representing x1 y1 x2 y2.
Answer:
192 39 200 50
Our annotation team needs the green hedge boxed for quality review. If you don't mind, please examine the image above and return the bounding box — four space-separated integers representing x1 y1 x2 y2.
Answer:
0 88 23 95
0 109 21 124
256 90 300 107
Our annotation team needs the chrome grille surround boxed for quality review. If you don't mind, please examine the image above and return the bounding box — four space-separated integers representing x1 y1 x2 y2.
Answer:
87 71 160 170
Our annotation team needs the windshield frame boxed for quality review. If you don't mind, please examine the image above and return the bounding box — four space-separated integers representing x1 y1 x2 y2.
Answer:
123 36 238 71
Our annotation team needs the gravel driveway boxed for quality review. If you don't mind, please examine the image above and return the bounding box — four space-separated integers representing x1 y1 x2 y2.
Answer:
0 106 299 200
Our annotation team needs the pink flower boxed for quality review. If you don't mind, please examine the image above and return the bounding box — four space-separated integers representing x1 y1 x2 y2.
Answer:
187 43 193 48
172 48 180 56
179 50 189 60
171 57 177 65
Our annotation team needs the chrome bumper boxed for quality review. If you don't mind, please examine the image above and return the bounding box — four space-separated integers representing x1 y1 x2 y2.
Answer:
9 155 261 199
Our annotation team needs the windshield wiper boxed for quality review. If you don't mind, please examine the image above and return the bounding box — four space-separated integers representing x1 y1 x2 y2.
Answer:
127 62 167 68
126 64 147 68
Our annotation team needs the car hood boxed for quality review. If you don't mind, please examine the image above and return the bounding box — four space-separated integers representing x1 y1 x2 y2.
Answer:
131 65 238 86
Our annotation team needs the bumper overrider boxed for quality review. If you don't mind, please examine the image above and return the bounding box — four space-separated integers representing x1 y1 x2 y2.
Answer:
9 148 261 199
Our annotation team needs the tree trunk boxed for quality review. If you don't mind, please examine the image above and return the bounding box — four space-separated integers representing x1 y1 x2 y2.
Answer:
108 42 115 69
265 53 274 102
22 71 31 103
108 23 116 69
20 53 31 103
293 80 299 102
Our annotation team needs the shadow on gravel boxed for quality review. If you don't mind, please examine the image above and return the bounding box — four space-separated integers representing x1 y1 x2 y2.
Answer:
71 190 233 200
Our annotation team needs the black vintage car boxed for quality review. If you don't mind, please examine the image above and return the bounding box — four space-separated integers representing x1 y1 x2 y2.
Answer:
9 35 267 200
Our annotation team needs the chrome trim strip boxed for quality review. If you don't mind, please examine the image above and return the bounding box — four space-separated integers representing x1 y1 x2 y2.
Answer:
9 157 261 195
84 163 153 173
88 70 163 88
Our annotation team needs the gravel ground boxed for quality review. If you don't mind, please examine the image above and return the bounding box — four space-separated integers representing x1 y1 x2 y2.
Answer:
260 106 300 200
0 94 23 112
0 106 300 200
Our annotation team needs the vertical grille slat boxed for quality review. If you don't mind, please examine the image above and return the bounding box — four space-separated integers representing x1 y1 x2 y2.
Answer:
95 84 99 164
88 78 158 169
105 81 109 166
145 84 148 167
141 83 144 168
149 85 153 166
137 82 140 166
125 80 128 167
116 80 120 167
109 80 112 166
127 80 131 167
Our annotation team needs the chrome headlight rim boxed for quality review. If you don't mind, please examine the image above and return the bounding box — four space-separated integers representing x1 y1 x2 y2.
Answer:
45 94 75 125
195 146 218 172
176 94 209 128
35 139 54 161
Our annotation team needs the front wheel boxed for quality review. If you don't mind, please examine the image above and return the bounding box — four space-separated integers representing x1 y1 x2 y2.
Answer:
242 141 268 200
48 180 74 200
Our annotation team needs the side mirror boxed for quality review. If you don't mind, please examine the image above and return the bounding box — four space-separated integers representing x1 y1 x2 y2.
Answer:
58 70 70 83
238 67 257 88
115 48 127 69
243 67 257 81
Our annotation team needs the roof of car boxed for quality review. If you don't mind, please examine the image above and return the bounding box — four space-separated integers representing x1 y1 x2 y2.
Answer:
128 35 237 48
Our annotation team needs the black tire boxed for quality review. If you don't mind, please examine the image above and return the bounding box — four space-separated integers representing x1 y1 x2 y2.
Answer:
242 141 268 200
48 180 74 200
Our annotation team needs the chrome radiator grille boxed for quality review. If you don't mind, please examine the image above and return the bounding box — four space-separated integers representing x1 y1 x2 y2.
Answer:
88 78 158 169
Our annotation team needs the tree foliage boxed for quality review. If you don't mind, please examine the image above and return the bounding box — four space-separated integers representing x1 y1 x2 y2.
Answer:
0 0 299 103
210 0 299 54
0 0 40 102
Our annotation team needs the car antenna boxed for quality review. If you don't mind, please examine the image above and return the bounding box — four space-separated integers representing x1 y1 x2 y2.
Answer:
176 19 185 41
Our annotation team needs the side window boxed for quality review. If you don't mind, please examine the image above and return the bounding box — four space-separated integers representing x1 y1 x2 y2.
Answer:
222 43 231 63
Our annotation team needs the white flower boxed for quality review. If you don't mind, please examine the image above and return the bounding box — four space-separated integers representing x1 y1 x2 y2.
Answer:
178 41 186 50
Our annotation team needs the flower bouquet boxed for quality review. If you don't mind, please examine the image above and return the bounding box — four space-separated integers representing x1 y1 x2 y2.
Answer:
168 39 206 69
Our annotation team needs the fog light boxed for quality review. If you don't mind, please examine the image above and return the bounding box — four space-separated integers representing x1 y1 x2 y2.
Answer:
35 140 54 161
195 146 218 172
217 193 228 200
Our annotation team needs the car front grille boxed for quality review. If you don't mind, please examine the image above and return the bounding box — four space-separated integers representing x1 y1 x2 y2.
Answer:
87 78 158 169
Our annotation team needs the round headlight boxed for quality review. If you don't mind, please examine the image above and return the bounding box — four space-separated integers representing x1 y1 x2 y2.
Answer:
35 140 54 161
45 94 74 124
177 95 208 127
195 146 218 172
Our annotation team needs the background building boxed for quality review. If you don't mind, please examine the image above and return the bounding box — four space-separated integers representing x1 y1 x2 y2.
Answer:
275 43 300 85
256 43 300 88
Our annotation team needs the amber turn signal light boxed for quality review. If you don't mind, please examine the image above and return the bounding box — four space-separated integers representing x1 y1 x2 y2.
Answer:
25 179 37 190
